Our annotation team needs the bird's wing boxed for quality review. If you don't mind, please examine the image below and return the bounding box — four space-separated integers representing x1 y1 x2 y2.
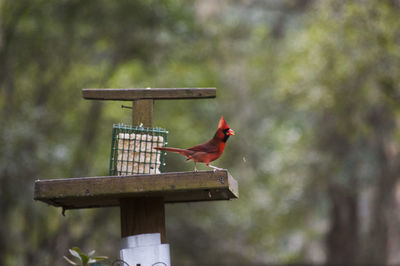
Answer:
187 142 218 153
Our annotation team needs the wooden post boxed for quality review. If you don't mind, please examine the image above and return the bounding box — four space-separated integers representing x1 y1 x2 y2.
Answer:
120 99 166 243
132 99 153 127
120 197 166 242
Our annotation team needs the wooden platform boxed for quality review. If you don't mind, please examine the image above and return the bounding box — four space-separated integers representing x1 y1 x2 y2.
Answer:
34 170 238 210
82 88 216 101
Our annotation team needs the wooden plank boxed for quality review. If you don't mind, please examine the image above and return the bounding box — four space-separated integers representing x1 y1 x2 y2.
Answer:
34 170 239 209
120 197 166 243
132 99 153 127
82 88 216 101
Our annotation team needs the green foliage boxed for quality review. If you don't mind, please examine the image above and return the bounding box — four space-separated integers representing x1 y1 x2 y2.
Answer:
1 0 400 265
276 0 400 263
64 247 108 266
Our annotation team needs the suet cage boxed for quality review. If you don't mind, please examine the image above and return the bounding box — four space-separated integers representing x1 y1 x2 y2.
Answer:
109 124 168 175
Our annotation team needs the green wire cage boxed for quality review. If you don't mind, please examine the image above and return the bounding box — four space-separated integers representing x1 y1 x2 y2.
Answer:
109 124 168 175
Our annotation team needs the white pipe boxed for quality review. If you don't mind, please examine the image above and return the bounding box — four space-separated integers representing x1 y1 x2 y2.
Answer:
120 233 170 266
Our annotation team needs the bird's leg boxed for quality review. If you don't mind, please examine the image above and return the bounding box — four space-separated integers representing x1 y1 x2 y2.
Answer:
193 162 198 172
208 164 224 172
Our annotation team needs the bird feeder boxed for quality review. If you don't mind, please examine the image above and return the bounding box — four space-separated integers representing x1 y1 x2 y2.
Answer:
34 88 239 266
109 124 168 175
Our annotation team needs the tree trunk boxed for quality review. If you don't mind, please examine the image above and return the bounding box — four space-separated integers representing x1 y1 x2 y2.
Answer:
326 184 359 265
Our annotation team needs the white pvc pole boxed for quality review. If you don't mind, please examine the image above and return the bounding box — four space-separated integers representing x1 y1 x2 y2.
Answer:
120 233 171 266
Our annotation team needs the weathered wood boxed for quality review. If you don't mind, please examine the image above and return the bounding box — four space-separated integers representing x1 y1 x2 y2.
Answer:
132 100 153 127
82 88 216 101
34 170 238 209
120 197 166 243
121 98 164 240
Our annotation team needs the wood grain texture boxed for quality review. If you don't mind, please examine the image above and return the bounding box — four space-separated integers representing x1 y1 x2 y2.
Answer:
123 101 162 240
34 170 239 209
132 99 153 127
120 197 166 243
82 88 216 101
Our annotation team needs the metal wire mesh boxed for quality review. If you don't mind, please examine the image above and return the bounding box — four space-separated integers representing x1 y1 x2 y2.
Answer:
109 124 168 175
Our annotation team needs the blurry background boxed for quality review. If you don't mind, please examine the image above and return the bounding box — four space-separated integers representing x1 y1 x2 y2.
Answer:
1 0 400 265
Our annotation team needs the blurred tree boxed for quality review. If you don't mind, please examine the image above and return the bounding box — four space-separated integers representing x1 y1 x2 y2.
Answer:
0 0 196 265
1 0 399 265
279 0 400 264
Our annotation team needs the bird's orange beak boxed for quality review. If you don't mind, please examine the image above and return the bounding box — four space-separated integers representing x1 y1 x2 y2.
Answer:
227 128 235 135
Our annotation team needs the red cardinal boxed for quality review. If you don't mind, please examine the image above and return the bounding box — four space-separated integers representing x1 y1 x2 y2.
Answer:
154 116 235 171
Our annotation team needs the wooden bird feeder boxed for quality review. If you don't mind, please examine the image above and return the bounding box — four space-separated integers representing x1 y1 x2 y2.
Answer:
34 88 239 264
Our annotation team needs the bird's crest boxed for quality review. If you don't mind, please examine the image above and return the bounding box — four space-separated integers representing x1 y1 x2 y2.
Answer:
218 116 229 129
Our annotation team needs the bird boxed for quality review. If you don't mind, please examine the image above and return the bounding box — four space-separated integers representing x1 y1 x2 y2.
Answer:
154 116 235 171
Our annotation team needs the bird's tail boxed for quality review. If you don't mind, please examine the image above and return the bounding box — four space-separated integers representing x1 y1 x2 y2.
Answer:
154 147 190 156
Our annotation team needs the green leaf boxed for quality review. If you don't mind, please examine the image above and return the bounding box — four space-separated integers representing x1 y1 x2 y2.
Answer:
71 247 82 254
69 249 82 262
81 254 89 265
63 256 78 265
93 256 108 261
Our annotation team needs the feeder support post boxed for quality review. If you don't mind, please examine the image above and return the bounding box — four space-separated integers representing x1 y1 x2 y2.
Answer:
120 98 166 243
132 99 153 127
